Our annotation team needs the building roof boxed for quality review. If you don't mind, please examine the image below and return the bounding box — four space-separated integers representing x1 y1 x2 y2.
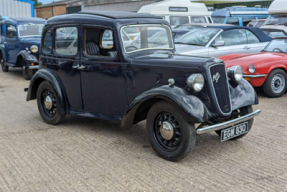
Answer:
79 11 162 19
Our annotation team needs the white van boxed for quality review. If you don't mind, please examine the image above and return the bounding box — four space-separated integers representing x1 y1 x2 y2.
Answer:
137 0 213 28
261 0 287 33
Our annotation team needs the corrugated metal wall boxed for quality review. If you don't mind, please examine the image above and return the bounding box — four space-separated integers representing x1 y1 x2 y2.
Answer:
0 0 32 17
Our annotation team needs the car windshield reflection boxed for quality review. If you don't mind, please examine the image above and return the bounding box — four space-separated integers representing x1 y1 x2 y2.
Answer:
121 25 173 53
264 39 287 53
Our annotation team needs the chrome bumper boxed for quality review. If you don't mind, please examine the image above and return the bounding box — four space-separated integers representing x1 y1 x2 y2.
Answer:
196 109 261 134
29 65 39 69
243 74 266 78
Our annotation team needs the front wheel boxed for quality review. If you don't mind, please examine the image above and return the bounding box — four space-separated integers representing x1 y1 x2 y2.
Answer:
22 59 33 80
0 53 8 72
147 101 196 161
216 106 254 140
37 81 65 125
263 69 287 98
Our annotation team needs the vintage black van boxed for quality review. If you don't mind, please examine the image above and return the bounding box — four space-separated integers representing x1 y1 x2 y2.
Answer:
26 11 261 161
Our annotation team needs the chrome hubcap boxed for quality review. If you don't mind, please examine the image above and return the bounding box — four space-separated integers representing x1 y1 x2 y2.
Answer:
271 74 285 94
160 121 174 140
44 96 53 110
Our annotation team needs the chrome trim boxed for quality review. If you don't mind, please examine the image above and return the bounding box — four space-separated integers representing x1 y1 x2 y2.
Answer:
243 74 267 78
206 29 224 47
29 65 39 69
196 109 261 134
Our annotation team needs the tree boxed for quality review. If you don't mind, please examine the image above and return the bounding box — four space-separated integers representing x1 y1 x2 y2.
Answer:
31 0 43 7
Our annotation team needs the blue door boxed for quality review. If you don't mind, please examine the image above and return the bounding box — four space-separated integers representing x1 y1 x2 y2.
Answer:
5 24 19 65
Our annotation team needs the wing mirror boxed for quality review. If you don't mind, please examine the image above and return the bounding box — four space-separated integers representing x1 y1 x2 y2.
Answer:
213 41 225 47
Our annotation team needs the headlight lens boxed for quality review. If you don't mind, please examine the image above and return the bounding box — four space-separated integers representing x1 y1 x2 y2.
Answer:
186 74 205 92
227 66 243 82
30 45 38 53
248 63 256 73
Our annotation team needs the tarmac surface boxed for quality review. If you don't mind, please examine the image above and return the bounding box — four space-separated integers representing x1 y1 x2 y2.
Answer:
0 69 286 191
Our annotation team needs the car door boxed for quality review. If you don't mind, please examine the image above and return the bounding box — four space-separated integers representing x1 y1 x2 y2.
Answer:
5 23 18 65
208 29 249 57
244 29 268 53
41 26 83 111
79 26 127 118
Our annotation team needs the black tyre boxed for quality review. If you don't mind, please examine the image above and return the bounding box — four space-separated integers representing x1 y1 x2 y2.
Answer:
147 101 196 161
37 81 65 125
216 106 253 140
21 59 33 80
263 69 287 98
0 53 8 72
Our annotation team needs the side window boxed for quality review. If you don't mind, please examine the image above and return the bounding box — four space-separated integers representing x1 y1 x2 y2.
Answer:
55 27 78 55
208 17 212 23
246 30 260 43
170 16 189 26
85 27 116 57
226 18 239 25
6 24 17 38
43 29 52 52
242 18 252 26
214 29 247 46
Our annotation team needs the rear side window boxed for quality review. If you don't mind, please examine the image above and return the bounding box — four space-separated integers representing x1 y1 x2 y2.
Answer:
170 16 189 26
190 17 206 23
43 29 52 52
6 24 17 38
226 18 239 25
55 27 78 55
246 30 260 43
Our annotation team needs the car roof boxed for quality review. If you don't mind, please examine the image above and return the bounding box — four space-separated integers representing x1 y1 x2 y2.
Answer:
182 23 233 27
203 26 272 42
78 11 162 19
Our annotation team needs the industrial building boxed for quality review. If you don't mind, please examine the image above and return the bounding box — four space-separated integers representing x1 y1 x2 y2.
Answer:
0 0 35 17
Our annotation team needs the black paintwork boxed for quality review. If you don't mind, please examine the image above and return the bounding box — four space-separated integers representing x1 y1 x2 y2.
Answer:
26 12 258 129
0 18 45 67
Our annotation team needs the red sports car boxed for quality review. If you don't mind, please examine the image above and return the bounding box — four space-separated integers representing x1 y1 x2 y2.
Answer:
220 37 287 98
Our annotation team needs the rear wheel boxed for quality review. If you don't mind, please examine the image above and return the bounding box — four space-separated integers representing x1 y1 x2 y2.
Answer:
215 106 253 140
147 101 196 161
21 59 33 80
0 53 8 72
37 81 65 125
263 69 287 98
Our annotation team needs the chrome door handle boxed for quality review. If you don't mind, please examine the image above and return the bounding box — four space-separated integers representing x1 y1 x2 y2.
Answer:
72 64 85 70
244 46 250 49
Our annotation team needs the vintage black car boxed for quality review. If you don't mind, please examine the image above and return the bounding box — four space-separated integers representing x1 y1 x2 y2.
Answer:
26 11 261 161
0 17 45 80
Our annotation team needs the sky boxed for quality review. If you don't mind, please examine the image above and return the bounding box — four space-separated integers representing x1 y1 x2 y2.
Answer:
39 0 60 4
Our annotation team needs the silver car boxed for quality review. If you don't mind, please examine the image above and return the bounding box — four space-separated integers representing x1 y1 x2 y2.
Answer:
175 26 272 57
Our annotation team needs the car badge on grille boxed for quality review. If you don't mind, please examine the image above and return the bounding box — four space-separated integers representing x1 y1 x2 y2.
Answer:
213 72 221 83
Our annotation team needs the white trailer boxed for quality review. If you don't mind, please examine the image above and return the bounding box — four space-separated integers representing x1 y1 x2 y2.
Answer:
0 0 35 18
138 0 213 28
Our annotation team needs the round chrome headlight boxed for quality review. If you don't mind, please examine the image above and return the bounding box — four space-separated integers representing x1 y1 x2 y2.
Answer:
186 74 205 92
227 66 243 82
248 63 256 74
30 45 38 53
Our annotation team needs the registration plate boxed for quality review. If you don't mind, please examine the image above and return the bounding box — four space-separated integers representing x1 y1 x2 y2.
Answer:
220 122 248 142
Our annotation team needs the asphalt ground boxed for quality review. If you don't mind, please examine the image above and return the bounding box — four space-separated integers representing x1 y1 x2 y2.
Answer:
0 68 286 191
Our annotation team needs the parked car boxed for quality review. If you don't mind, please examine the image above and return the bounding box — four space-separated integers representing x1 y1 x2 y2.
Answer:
212 7 269 26
247 19 266 27
220 37 287 98
262 28 287 38
172 29 189 40
175 26 272 57
26 11 260 161
174 23 233 30
0 17 46 80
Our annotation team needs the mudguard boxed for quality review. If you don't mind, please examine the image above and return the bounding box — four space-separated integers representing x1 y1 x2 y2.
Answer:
19 50 38 64
230 78 259 110
26 68 66 115
121 85 217 130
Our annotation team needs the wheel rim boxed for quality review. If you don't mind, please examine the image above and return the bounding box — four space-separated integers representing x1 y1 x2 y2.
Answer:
271 74 285 94
154 112 182 151
41 89 57 118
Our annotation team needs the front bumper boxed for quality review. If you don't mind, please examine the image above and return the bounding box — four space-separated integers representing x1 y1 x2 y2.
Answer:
29 65 39 70
196 109 261 134
243 74 267 78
